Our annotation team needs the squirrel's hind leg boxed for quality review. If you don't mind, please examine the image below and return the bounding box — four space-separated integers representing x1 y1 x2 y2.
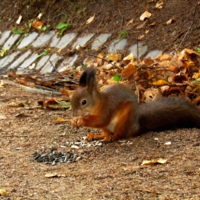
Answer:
86 129 113 141
112 101 139 140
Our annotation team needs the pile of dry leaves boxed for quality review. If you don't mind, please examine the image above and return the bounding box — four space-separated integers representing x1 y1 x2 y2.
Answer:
3 48 200 108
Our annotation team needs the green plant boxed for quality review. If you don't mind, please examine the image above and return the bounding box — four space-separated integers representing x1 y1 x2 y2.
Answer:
56 20 71 36
40 24 51 32
197 47 200 54
37 49 49 58
11 29 24 34
112 74 121 82
118 30 128 40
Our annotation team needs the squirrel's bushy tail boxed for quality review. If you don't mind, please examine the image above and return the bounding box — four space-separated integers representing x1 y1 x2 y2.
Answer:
138 98 200 134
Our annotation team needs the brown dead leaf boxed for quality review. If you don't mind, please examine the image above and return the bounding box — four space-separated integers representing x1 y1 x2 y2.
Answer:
141 158 167 166
168 65 179 72
8 101 26 107
96 53 104 65
15 78 35 87
166 18 174 25
32 20 44 30
157 53 172 61
102 63 114 70
60 88 74 98
122 63 136 78
143 57 154 66
170 55 183 68
172 75 187 83
42 97 71 109
54 117 70 124
136 21 147 29
126 18 134 26
122 165 142 171
83 57 95 67
137 34 145 40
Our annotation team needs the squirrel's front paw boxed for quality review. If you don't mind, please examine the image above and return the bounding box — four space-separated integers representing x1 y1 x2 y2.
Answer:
71 117 84 128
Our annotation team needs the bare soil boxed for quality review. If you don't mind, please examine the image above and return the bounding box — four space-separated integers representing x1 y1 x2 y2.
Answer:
0 0 200 199
0 0 200 52
0 83 200 199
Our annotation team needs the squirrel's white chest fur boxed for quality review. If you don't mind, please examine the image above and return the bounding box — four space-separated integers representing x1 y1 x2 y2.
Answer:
106 117 118 133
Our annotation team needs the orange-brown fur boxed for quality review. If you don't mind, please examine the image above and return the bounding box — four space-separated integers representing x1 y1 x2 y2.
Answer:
71 67 200 142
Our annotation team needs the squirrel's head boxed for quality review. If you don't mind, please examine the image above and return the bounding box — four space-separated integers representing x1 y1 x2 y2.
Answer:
70 67 100 117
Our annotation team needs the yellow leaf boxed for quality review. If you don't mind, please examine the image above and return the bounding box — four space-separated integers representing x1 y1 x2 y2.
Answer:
0 189 9 196
152 80 169 86
106 53 122 61
192 72 200 79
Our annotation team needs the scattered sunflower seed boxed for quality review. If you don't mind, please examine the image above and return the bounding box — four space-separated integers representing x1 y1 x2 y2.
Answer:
33 150 82 165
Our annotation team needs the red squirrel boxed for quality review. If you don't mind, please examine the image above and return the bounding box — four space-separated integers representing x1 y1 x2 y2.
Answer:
71 67 200 142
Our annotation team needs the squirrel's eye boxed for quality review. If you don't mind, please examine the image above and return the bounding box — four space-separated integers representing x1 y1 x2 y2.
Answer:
81 99 87 106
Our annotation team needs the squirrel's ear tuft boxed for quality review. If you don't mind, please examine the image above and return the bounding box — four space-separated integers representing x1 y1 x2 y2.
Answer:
79 67 97 92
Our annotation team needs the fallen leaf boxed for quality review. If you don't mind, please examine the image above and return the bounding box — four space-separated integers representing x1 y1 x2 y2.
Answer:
143 57 154 65
106 53 122 61
155 0 164 9
140 11 152 21
137 34 145 40
0 80 6 87
166 18 174 25
102 63 113 70
152 79 169 86
32 20 44 30
122 63 136 78
16 15 22 24
126 18 134 26
45 172 68 178
192 72 200 79
123 53 134 61
141 158 167 166
54 117 70 124
86 15 95 24
0 189 9 196
96 53 104 65
0 115 6 120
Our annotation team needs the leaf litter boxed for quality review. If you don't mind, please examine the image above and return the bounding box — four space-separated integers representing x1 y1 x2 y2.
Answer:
3 48 200 106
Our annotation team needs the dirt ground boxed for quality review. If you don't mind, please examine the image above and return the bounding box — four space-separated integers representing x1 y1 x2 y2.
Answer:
0 0 200 199
0 83 199 199
0 0 200 52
